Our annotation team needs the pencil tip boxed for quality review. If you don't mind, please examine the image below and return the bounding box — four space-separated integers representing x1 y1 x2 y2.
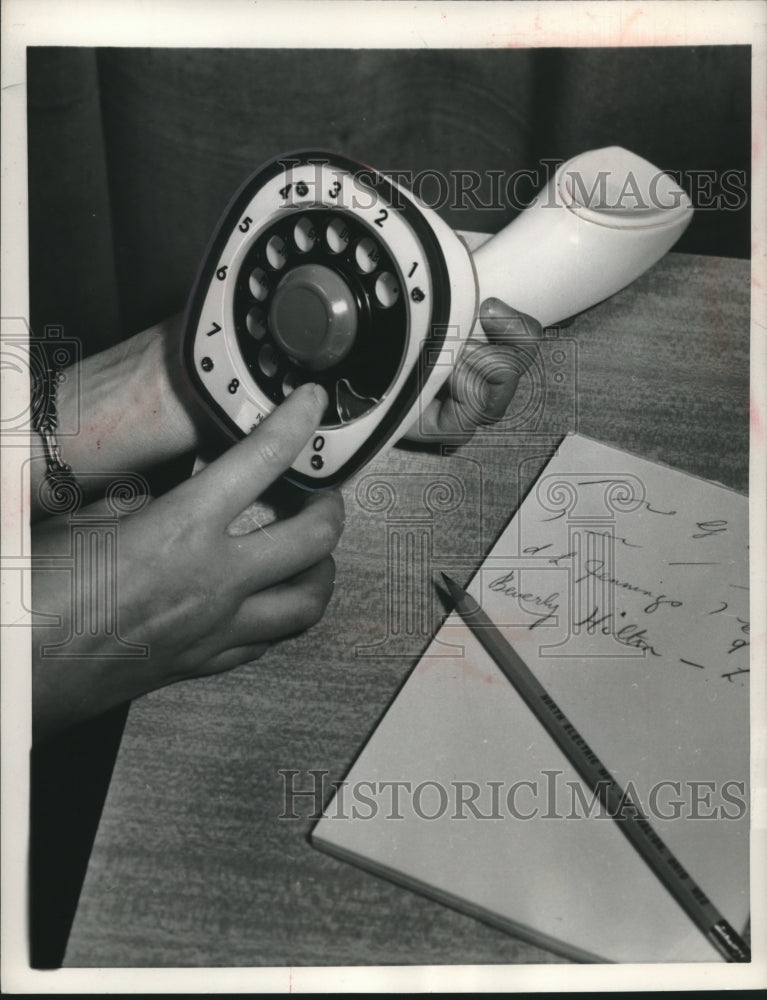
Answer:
437 572 461 601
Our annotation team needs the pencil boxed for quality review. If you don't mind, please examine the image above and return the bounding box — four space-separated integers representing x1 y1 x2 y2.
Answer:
439 572 750 963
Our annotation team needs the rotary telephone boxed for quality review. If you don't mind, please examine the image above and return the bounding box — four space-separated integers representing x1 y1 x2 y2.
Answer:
182 147 692 489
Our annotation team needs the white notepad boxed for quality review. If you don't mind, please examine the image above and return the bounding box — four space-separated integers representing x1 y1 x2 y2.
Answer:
312 434 750 963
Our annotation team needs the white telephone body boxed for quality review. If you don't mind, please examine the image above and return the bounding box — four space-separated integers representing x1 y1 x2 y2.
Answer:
183 147 692 489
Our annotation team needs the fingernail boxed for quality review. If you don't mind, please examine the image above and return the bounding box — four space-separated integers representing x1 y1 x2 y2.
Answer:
480 297 542 340
297 382 328 409
479 297 514 332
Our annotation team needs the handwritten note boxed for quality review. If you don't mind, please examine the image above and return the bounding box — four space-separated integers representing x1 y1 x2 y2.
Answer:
478 434 749 683
313 435 749 963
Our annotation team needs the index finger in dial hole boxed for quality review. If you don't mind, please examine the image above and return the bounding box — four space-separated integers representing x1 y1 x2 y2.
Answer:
171 383 328 525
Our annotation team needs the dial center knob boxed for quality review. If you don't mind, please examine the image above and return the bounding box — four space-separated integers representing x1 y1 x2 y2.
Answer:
269 264 358 371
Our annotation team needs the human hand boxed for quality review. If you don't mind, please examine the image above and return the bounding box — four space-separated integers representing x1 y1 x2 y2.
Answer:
32 383 344 741
28 313 207 521
401 297 543 445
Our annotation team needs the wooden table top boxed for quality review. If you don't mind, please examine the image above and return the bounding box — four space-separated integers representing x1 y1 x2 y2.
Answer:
63 251 750 968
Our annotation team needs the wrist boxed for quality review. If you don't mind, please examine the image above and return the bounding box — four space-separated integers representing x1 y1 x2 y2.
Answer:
56 314 207 478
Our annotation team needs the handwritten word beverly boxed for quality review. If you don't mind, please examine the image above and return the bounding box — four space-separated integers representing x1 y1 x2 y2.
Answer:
488 571 560 628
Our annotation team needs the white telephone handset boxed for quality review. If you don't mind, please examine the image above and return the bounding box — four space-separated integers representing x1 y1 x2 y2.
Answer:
183 147 692 489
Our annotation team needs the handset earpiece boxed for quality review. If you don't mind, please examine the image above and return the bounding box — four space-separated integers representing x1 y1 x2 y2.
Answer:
472 147 693 329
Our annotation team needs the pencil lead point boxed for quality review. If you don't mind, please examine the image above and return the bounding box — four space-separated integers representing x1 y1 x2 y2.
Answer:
437 572 462 602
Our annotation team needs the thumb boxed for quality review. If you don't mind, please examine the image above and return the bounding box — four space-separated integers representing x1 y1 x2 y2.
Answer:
479 297 543 347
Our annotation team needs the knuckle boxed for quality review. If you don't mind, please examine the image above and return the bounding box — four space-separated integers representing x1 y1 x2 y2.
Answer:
328 492 346 542
313 556 337 618
313 493 345 551
476 343 513 372
317 553 337 589
253 434 283 467
491 348 528 382
299 578 334 627
304 594 327 627
314 519 339 554
472 343 497 365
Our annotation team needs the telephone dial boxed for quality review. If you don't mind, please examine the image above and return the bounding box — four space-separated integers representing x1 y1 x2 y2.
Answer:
183 147 692 489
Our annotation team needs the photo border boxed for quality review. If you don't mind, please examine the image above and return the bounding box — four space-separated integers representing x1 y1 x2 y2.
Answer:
2 0 765 992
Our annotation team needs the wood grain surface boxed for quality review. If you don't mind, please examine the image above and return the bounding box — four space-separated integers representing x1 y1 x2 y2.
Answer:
64 252 749 967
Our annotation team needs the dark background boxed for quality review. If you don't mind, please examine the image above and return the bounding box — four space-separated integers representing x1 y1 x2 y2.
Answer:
26 45 751 968
29 46 750 354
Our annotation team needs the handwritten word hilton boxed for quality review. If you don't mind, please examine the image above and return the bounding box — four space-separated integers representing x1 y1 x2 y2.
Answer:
574 606 661 656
